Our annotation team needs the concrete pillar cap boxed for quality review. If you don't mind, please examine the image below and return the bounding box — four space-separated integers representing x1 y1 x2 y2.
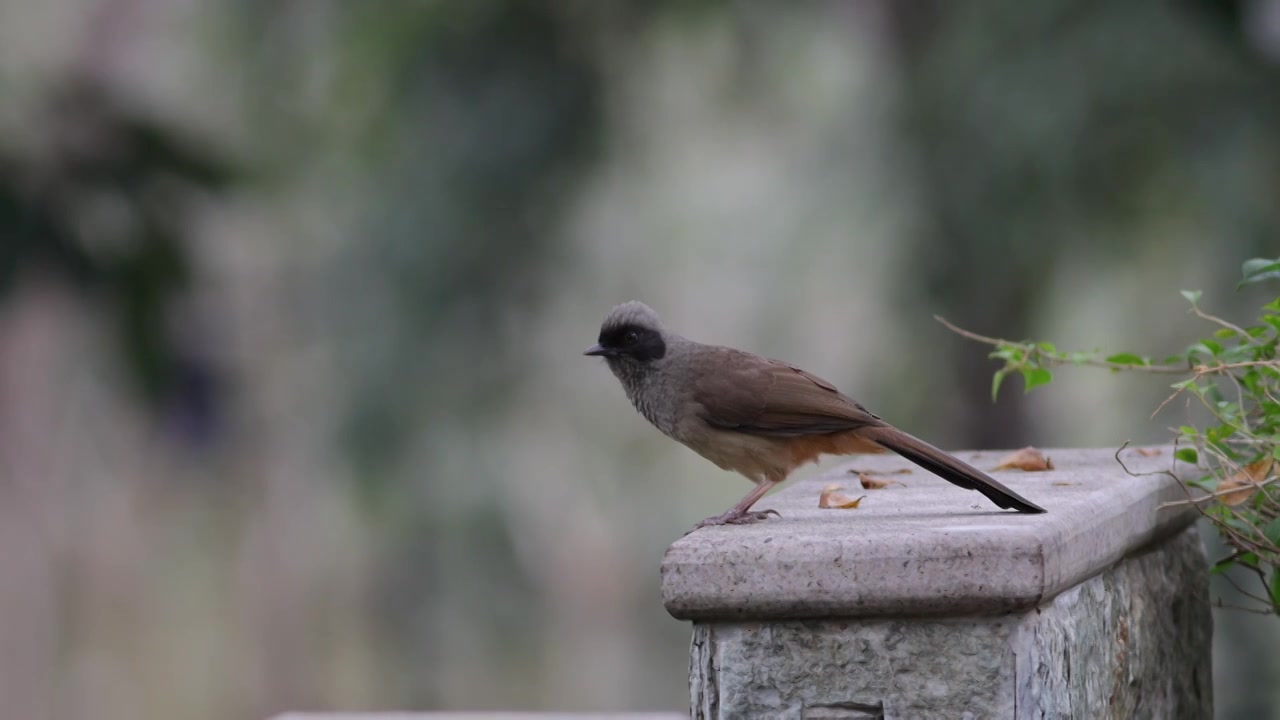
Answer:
661 446 1198 621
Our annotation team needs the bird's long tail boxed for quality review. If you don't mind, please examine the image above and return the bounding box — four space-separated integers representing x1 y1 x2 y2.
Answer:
858 425 1046 514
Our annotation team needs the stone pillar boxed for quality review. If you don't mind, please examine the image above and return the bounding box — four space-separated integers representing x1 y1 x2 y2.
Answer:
661 448 1212 720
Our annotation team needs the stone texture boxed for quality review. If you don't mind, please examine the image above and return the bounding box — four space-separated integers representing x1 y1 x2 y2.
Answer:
1015 527 1212 719
663 446 1200 621
688 525 1212 720
271 715 684 720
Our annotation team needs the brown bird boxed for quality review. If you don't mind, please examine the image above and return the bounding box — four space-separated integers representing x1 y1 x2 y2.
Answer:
585 301 1045 529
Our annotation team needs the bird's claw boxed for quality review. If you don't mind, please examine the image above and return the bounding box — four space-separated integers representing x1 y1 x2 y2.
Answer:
725 508 780 524
689 508 780 533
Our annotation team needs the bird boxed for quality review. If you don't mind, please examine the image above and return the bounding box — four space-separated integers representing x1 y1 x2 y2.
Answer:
585 301 1046 530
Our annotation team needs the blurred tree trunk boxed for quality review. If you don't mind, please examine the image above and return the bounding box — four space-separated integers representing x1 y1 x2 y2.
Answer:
880 0 1045 449
879 0 1280 449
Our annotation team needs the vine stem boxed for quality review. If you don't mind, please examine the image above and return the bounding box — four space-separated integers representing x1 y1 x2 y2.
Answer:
934 316 1280 377
937 309 1280 615
933 316 1190 374
1156 474 1279 508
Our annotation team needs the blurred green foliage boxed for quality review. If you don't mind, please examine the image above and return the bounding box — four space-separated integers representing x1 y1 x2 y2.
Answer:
887 0 1280 451
0 81 234 425
953 258 1280 617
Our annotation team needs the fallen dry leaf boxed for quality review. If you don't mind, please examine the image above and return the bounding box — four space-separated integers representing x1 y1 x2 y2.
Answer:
858 473 906 490
1217 459 1275 506
847 467 912 475
993 446 1054 472
819 483 867 509
1134 448 1161 457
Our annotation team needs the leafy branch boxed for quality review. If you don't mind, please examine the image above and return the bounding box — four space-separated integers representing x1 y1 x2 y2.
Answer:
941 257 1280 616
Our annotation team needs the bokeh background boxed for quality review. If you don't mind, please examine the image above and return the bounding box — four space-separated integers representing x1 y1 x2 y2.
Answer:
2 1 1279 718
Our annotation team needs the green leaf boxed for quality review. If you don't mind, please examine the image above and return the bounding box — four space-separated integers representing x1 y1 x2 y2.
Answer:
1188 474 1215 491
989 347 1018 361
1036 341 1057 354
1022 367 1053 392
1210 556 1236 574
1104 352 1147 366
1214 327 1239 339
1182 340 1213 358
1181 289 1203 306
1183 381 1208 399
1264 518 1280 546
1211 552 1256 574
1238 258 1280 289
1174 448 1199 464
1219 345 1256 364
1178 425 1199 436
1242 257 1280 276
1205 384 1226 404
991 369 1008 402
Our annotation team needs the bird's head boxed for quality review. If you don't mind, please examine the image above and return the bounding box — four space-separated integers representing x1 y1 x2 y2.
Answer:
584 301 668 368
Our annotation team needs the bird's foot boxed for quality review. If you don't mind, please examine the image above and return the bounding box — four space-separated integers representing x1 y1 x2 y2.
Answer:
688 508 780 534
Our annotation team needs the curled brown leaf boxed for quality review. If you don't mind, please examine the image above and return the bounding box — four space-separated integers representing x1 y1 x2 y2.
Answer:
1134 448 1161 457
1217 459 1274 506
993 446 1054 472
819 484 867 509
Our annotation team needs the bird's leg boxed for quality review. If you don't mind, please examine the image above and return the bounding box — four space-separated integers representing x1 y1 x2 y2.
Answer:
691 481 780 531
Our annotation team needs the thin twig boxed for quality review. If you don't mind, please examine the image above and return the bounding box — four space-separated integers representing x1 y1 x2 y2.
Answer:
1159 440 1277 558
1191 305 1256 344
1226 371 1250 434
1150 385 1190 419
932 317 1009 347
1220 570 1276 608
937 316 1279 378
1213 599 1275 615
1113 440 1176 481
1265 385 1280 409
1153 362 1280 419
938 314 1280 583
1194 360 1280 372
1221 488 1279 553
1155 439 1267 561
934 316 1189 373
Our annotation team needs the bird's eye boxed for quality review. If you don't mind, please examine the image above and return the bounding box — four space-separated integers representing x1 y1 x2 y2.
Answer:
624 330 639 344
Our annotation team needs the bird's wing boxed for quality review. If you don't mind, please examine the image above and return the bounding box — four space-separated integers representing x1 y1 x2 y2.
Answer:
692 346 884 437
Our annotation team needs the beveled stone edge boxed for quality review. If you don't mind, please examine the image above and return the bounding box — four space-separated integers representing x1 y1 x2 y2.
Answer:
660 446 1202 621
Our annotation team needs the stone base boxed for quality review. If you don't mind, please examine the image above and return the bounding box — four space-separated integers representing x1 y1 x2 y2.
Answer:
689 526 1212 719
271 714 683 720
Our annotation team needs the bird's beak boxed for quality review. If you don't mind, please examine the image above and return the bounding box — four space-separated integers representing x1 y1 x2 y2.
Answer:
584 344 611 357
